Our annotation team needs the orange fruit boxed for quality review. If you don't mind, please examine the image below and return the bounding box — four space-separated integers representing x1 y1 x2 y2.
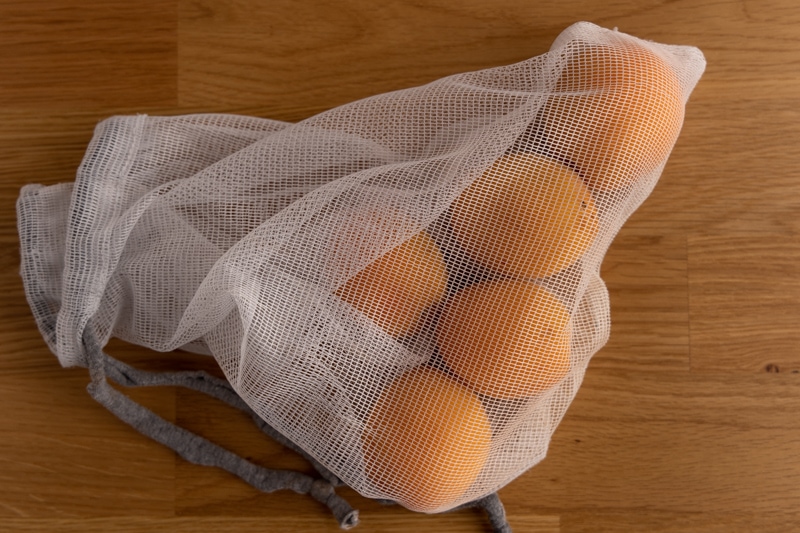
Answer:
363 367 492 512
436 279 571 400
540 42 684 191
451 152 598 279
335 224 448 338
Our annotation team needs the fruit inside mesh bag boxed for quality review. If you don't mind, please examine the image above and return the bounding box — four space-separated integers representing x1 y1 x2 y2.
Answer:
17 22 705 529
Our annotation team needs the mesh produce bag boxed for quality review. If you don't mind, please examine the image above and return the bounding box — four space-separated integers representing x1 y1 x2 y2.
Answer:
17 22 705 529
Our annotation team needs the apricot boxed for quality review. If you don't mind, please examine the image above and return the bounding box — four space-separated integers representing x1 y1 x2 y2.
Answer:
436 279 571 400
362 367 492 512
540 42 684 191
451 152 598 279
335 226 448 338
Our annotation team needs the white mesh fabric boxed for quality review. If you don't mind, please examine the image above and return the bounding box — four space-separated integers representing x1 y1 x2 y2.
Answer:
18 22 705 514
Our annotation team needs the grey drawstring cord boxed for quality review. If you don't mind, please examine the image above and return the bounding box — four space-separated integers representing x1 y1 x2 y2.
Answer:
454 492 513 533
80 326 512 532
376 489 513 532
82 329 359 529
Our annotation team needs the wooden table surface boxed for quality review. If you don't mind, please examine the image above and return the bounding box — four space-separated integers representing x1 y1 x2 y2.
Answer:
2 1 799 532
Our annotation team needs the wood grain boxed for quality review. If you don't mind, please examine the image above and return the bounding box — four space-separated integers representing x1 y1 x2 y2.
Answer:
598 232 689 371
2 0 800 532
0 0 177 110
689 234 800 373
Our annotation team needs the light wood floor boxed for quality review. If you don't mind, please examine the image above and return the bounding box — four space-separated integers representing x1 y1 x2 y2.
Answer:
2 1 799 532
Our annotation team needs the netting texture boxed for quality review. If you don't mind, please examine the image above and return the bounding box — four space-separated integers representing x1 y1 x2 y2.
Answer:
18 22 705 513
